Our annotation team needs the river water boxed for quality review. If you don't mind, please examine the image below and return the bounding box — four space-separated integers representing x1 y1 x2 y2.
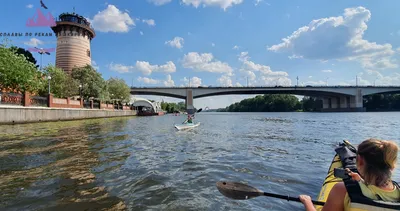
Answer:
0 112 399 211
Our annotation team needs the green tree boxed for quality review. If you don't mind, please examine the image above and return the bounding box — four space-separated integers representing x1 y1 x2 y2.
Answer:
10 46 38 67
71 65 107 100
107 77 131 103
39 65 78 98
222 94 302 112
0 44 44 93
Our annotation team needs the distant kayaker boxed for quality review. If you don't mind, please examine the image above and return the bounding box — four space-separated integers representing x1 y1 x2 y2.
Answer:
183 114 193 124
187 115 193 123
299 138 399 211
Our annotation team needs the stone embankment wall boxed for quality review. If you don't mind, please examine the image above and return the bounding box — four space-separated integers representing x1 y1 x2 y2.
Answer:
0 106 137 125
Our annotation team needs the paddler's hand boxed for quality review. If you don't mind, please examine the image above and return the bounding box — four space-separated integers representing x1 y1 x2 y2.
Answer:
299 195 316 211
299 195 311 203
345 168 363 182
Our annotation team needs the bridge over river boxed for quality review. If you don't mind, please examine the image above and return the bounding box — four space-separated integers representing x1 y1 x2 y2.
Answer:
130 86 400 114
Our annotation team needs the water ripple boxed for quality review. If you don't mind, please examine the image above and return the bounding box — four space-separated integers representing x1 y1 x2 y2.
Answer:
0 113 399 210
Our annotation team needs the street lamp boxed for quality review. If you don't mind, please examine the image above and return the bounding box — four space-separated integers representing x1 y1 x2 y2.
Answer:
326 77 329 86
35 47 51 71
79 84 82 99
356 75 358 87
374 77 378 86
47 75 52 94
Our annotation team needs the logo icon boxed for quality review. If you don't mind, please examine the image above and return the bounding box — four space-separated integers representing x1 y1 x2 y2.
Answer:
26 8 56 27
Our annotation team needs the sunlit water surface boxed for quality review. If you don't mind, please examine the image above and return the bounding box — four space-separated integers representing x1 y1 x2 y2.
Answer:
1 112 399 211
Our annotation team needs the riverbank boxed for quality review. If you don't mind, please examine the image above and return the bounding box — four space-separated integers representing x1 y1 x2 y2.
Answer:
0 105 137 125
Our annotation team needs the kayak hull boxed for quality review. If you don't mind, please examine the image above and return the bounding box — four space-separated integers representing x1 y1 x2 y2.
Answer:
315 145 346 211
174 122 201 130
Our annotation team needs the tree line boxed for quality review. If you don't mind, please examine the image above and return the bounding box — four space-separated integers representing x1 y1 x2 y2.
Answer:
160 101 186 113
217 94 400 112
0 40 131 103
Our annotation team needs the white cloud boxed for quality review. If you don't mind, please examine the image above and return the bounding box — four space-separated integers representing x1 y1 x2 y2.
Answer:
181 0 244 10
26 4 33 9
148 0 243 10
137 76 160 84
165 37 184 49
24 38 43 47
233 45 240 50
108 63 132 73
321 69 332 73
137 75 175 86
148 0 172 6
238 52 290 86
92 60 100 70
304 80 327 86
217 75 233 86
254 0 262 6
89 5 135 33
181 76 202 87
238 51 249 62
365 70 400 85
164 74 175 86
240 58 288 77
142 19 156 26
260 76 291 86
135 61 176 75
182 52 233 75
268 7 398 70
308 76 313 78
108 61 176 75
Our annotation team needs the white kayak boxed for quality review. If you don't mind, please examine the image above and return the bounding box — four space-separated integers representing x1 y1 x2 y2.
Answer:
174 122 201 130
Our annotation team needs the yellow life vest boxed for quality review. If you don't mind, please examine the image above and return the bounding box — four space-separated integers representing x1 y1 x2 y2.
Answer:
343 176 400 211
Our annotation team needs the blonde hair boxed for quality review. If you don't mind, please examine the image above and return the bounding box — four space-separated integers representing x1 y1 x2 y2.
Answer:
357 138 398 186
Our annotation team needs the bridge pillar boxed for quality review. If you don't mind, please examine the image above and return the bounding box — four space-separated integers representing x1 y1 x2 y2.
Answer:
339 96 350 108
186 89 196 114
322 89 365 112
322 98 331 109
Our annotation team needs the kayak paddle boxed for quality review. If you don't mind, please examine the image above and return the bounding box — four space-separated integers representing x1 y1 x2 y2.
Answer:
216 181 325 206
197 108 202 113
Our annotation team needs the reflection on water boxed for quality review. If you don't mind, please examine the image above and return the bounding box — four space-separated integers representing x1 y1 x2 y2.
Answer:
0 118 130 211
0 113 399 211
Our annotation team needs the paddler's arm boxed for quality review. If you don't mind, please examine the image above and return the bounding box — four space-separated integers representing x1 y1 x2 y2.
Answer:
300 182 346 211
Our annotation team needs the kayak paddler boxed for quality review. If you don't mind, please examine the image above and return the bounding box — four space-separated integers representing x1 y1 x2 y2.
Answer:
183 114 193 124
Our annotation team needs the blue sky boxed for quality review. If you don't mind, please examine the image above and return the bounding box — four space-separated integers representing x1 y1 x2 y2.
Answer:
1 0 400 108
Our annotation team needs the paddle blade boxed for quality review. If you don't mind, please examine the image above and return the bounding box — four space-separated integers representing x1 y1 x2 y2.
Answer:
216 181 263 200
197 108 202 113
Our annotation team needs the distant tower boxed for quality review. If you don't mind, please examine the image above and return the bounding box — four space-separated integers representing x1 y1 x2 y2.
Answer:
51 12 96 73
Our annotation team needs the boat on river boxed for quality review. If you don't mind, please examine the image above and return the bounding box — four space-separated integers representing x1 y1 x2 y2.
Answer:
174 122 200 130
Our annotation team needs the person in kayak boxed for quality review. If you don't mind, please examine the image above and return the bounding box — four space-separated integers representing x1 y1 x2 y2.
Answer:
183 114 193 124
299 138 399 211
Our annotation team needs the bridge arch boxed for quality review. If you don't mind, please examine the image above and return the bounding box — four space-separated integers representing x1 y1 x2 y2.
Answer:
131 98 158 112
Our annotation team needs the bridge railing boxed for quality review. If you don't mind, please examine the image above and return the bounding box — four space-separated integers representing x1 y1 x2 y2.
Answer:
130 85 400 89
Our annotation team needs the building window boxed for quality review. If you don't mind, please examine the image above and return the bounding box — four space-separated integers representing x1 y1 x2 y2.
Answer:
87 49 90 57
